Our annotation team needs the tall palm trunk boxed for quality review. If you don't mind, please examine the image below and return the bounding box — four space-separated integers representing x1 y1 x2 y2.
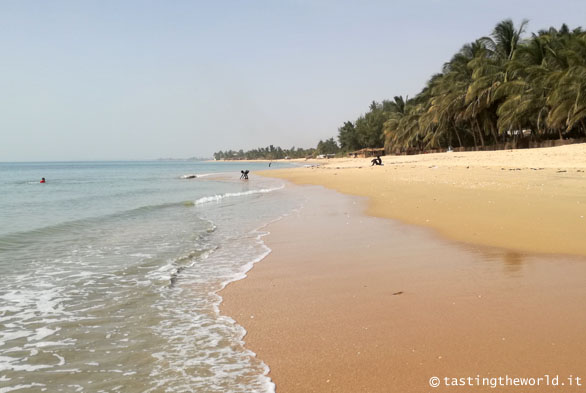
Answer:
490 122 499 145
455 128 463 147
475 119 486 147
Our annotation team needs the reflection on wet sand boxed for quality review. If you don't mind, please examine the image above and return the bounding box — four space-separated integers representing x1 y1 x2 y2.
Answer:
223 185 586 393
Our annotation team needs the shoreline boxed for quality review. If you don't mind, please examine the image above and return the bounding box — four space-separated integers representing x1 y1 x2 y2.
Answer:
256 143 586 256
221 183 586 392
221 144 586 392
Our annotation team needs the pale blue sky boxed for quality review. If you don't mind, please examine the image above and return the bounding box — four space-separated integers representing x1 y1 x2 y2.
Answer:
1 0 585 161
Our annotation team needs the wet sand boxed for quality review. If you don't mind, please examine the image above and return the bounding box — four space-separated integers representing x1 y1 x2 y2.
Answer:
221 185 586 393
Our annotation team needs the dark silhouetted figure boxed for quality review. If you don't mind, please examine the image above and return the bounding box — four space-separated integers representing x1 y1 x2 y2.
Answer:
240 170 249 180
371 156 382 166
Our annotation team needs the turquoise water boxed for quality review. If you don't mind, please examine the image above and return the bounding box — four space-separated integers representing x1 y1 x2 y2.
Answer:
0 161 301 392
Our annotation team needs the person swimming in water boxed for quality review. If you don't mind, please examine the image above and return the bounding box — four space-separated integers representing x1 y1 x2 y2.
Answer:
40 177 46 183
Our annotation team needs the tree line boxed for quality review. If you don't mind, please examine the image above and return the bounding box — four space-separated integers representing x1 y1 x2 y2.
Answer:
339 20 586 154
213 145 314 160
215 20 586 159
213 138 340 160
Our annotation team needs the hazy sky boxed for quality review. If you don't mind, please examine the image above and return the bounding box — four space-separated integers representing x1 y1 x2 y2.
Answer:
2 0 586 161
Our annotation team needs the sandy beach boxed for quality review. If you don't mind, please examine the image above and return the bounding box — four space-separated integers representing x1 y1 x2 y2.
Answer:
221 144 586 392
262 144 586 256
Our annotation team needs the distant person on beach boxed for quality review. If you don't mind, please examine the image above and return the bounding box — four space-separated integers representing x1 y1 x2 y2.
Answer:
40 177 46 183
240 170 249 180
269 162 272 167
371 156 382 166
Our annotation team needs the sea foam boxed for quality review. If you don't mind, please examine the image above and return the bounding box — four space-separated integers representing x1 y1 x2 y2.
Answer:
194 185 285 205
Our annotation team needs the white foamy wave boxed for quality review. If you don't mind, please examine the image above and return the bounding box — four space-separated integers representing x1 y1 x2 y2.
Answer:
28 327 60 342
147 225 277 393
180 173 214 179
0 170 301 392
194 185 285 205
0 383 46 393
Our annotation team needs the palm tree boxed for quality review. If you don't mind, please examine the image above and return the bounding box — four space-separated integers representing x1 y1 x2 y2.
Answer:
421 41 485 149
465 19 529 145
383 96 411 152
495 31 550 137
546 30 586 137
340 20 586 156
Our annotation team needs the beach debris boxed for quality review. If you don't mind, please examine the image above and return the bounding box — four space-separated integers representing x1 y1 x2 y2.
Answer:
557 170 567 173
392 291 403 296
181 174 197 179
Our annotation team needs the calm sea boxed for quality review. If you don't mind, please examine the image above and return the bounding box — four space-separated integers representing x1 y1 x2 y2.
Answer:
0 161 301 393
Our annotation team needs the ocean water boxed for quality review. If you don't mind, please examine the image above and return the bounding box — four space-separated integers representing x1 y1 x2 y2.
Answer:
0 161 301 393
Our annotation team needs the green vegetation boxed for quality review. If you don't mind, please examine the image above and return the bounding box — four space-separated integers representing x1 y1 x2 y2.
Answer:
213 145 316 160
213 138 340 160
215 20 586 159
316 138 341 155
340 20 586 154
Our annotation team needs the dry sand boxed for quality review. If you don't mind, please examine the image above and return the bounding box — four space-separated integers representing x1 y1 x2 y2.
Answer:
221 144 586 392
261 144 586 256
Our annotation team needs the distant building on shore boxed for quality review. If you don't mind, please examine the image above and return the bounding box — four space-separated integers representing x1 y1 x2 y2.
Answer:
349 148 385 158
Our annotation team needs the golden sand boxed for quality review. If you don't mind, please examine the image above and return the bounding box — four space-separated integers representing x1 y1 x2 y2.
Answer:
259 144 586 256
221 144 586 392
